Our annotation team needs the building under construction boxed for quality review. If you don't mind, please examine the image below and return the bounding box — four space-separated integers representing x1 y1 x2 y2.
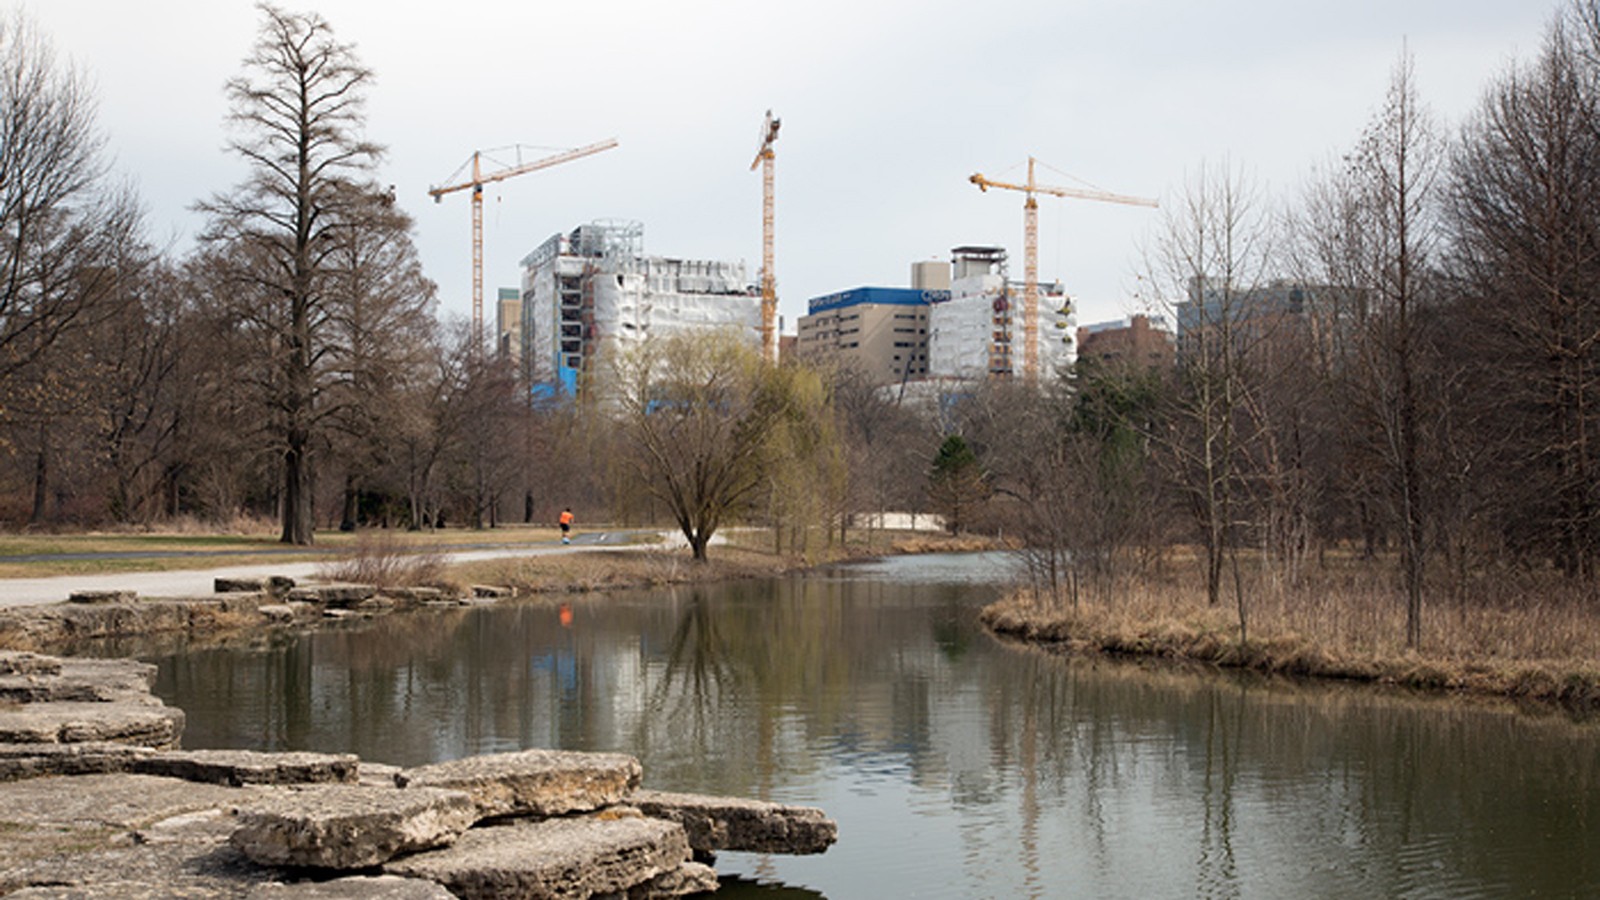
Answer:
927 246 1075 381
519 221 759 394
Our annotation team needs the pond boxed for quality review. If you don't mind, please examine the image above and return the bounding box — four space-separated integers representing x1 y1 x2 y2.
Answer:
134 553 1599 898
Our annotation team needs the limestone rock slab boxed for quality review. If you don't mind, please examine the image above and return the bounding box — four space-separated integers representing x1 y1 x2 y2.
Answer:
614 861 720 898
395 749 642 819
384 815 691 900
0 657 158 703
628 790 838 855
230 784 477 870
0 773 271 832
247 875 456 899
135 749 360 786
0 700 184 748
0 652 63 676
0 740 155 781
288 583 377 607
68 590 136 605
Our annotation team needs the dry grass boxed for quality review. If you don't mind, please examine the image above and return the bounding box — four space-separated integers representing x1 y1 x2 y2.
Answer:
982 557 1600 709
890 533 1007 554
451 545 802 595
315 531 450 588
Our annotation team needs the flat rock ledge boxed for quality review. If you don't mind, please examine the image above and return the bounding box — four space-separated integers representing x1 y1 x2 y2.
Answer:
383 815 695 900
628 790 839 855
396 748 643 819
231 784 480 869
0 650 838 898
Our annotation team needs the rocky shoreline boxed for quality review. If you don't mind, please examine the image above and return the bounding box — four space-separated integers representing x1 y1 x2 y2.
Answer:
0 649 837 898
0 575 521 653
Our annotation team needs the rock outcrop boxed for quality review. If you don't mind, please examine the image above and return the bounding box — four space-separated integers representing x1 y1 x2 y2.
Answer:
396 748 643 819
628 790 839 856
0 650 840 898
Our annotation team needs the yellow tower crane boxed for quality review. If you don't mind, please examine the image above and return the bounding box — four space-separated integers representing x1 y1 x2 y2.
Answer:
429 138 618 351
970 157 1156 380
750 110 780 364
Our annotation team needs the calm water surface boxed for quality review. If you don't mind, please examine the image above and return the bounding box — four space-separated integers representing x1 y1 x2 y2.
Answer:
127 553 1598 898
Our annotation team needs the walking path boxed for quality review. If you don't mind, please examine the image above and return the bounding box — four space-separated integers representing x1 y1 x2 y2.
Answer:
0 531 657 609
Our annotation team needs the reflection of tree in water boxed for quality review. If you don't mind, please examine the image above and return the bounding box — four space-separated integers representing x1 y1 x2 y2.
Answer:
652 587 743 736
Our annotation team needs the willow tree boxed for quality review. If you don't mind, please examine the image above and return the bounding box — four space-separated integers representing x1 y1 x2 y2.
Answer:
611 329 814 561
197 5 389 544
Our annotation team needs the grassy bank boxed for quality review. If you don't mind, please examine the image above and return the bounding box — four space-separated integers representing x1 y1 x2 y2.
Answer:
981 559 1600 710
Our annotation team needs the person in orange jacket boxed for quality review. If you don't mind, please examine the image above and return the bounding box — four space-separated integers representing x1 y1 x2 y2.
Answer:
559 507 574 544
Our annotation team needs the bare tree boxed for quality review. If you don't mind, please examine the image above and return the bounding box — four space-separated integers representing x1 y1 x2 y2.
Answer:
1449 11 1600 581
197 4 387 544
0 10 140 388
1142 160 1275 629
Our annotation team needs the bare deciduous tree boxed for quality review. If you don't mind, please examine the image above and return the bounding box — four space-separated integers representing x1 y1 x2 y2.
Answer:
197 4 388 544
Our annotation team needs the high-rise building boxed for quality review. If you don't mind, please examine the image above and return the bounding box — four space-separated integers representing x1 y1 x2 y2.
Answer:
495 287 522 365
519 221 758 394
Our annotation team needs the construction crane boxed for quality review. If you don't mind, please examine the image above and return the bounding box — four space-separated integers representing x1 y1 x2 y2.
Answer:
749 110 780 364
970 157 1156 381
429 138 618 351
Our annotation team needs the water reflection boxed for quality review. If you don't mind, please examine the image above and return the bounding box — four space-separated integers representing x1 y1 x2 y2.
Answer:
128 554 1600 898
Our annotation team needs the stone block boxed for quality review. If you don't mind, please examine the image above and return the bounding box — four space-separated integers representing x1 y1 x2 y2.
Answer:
0 701 184 749
134 749 360 786
287 583 377 607
0 657 158 704
618 860 721 898
246 875 456 899
67 590 136 605
258 604 298 624
214 577 266 593
230 784 477 870
384 815 691 900
0 652 62 677
0 741 155 781
380 587 448 604
628 789 838 855
396 749 642 819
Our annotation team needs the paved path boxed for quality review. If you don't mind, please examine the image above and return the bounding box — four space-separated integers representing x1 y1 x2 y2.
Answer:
0 531 654 609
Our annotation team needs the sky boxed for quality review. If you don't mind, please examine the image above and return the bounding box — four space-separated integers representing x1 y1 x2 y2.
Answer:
21 0 1563 332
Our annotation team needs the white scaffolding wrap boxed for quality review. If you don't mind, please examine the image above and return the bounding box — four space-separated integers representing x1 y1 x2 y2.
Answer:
520 221 758 392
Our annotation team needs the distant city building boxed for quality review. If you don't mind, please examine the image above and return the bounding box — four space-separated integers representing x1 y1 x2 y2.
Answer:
519 220 758 394
1174 277 1308 356
495 287 522 365
1076 314 1174 372
796 287 942 386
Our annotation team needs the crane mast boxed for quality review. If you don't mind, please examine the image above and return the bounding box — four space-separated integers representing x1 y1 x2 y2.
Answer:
750 111 780 364
970 157 1156 380
429 138 618 352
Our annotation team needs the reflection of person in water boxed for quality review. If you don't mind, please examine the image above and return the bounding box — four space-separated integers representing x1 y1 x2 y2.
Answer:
559 507 574 544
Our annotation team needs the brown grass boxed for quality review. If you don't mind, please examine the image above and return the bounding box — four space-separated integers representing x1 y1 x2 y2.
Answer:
315 531 449 588
450 545 803 595
981 558 1600 709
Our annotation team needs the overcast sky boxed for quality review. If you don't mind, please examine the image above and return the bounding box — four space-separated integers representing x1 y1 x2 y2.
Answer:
23 0 1562 331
